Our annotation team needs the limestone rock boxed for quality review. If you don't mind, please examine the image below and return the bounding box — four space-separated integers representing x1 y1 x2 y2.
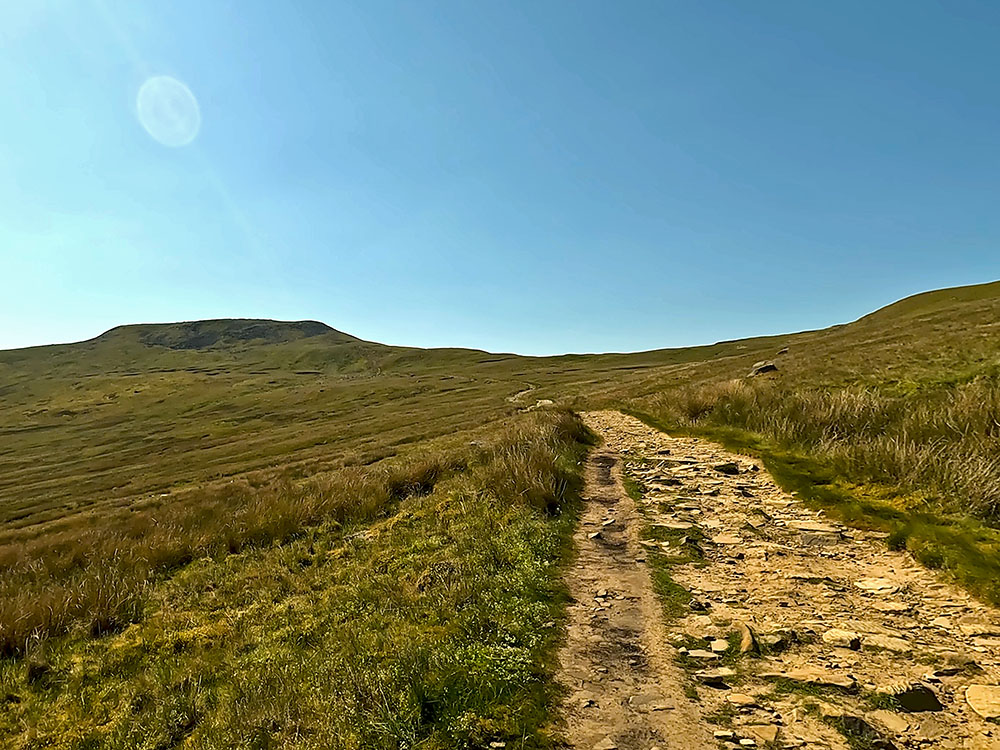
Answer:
686 649 721 660
713 461 742 475
735 620 758 654
759 630 796 653
712 533 742 545
788 519 842 545
832 715 898 750
695 666 736 686
823 628 862 650
868 709 910 734
787 520 839 534
689 614 714 629
814 700 846 719
957 617 1000 637
760 666 857 692
966 684 1000 719
864 634 911 654
749 360 778 376
855 578 900 595
744 725 779 744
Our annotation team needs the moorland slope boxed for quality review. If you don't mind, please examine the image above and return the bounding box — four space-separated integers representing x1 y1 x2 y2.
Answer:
3 280 1000 748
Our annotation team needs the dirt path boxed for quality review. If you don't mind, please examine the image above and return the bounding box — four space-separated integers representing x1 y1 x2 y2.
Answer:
506 384 537 403
557 411 1000 749
555 423 713 750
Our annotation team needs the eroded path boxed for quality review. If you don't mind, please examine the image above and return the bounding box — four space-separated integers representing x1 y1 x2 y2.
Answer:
556 425 713 750
558 411 1000 749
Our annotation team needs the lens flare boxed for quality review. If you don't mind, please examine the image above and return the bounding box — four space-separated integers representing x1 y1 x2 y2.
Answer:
136 75 201 147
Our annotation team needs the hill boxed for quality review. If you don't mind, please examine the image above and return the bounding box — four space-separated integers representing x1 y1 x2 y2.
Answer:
4 279 1000 530
3 281 1000 748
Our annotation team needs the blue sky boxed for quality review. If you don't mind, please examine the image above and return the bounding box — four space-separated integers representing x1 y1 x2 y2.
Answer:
2 1 999 354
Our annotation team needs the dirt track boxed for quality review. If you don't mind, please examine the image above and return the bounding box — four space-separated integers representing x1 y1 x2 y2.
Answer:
556 411 1000 749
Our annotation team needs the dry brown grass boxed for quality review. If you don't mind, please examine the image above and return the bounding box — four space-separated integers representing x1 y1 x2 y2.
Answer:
0 408 593 659
0 450 462 656
1 409 592 749
639 377 1000 519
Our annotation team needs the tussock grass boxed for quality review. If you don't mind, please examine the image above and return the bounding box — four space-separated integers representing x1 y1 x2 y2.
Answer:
1 410 592 748
0 459 455 656
639 378 1000 520
0 412 589 658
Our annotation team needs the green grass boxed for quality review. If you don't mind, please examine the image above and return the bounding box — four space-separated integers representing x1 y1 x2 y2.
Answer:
0 411 592 749
5 280 1000 746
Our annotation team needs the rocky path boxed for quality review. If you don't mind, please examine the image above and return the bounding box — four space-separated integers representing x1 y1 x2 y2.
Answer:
555 433 714 750
558 411 1000 749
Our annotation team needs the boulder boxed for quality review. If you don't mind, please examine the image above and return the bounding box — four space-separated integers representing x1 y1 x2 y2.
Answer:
749 360 779 376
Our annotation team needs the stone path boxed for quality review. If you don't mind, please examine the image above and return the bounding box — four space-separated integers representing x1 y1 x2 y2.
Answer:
555 436 714 749
558 411 1000 749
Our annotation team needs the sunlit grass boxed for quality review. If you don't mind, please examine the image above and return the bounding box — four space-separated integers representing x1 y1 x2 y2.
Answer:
1 410 592 749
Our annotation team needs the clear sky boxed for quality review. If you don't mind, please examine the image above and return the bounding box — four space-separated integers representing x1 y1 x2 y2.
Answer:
3 1 999 355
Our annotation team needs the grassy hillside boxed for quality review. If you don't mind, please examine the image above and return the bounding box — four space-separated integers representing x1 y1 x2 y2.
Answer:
623 280 1000 601
2 411 592 749
3 280 1000 747
0 317 777 533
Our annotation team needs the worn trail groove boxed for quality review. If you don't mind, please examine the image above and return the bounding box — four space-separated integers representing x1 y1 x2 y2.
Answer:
556 411 1000 749
556 417 712 750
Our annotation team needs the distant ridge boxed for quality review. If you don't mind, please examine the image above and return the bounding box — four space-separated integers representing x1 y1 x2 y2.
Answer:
856 279 1000 325
95 318 351 351
4 279 1000 357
